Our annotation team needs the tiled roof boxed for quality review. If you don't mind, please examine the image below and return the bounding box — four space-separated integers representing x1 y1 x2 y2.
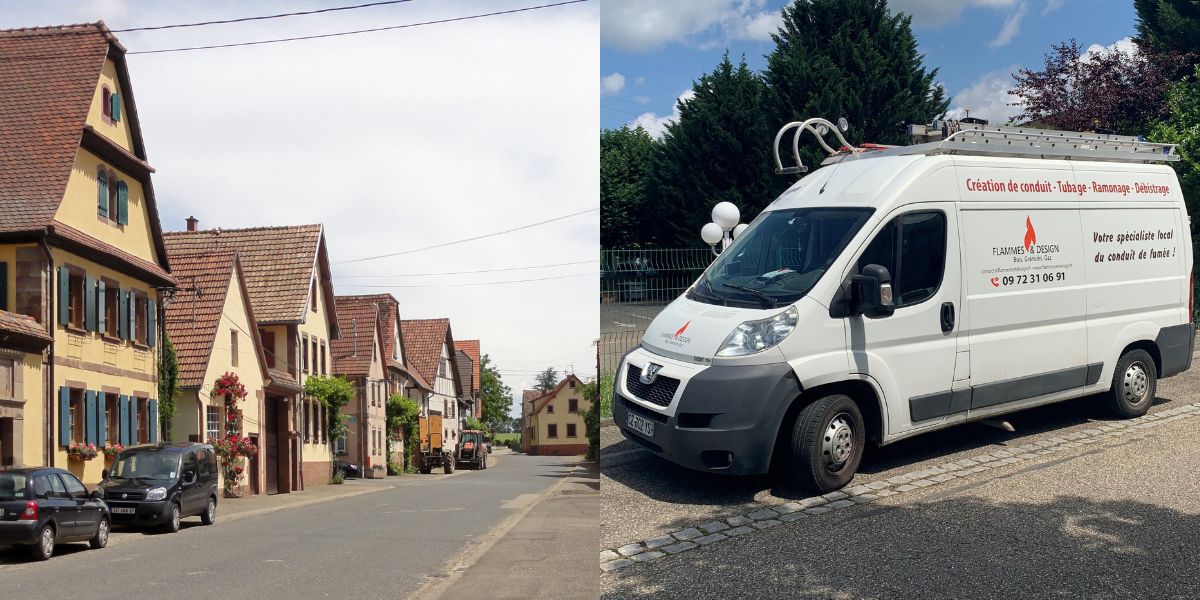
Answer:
0 24 110 234
455 339 481 393
266 368 301 394
162 251 238 388
51 221 174 285
455 350 474 394
399 318 454 389
163 225 332 324
0 309 53 348
530 374 582 415
331 297 379 377
340 294 402 359
390 359 433 392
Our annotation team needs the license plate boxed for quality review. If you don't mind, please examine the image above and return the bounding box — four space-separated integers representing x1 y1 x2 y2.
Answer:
627 412 656 438
111 507 135 514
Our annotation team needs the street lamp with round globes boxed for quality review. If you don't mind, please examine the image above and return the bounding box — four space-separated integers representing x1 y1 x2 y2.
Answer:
711 202 740 230
700 222 723 246
702 201 748 255
732 223 748 239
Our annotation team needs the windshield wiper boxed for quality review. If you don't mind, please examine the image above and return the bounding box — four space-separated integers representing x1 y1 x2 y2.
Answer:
721 283 777 308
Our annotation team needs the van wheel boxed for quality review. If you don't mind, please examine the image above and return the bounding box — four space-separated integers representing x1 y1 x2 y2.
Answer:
31 524 54 561
1107 349 1157 418
788 394 865 493
89 518 109 549
201 497 217 525
164 503 182 533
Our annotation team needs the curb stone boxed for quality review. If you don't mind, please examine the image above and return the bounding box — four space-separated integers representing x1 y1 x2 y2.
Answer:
600 400 1200 573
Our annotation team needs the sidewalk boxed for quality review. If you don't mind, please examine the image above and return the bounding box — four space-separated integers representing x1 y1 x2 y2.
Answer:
435 458 600 600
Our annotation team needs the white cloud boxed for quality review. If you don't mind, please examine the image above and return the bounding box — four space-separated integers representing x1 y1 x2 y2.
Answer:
629 89 695 138
944 66 1023 125
888 0 1018 27
1084 36 1137 58
0 1 599 418
1042 0 1066 15
633 95 650 104
600 0 781 53
989 1 1028 48
601 72 626 95
634 75 646 85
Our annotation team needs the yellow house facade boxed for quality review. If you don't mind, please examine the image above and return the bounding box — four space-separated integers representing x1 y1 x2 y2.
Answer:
523 375 589 456
0 24 175 484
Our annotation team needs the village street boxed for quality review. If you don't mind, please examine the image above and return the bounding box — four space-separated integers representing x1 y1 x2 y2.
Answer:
0 452 596 600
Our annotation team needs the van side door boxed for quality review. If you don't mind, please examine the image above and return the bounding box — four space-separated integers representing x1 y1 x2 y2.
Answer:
844 203 963 434
181 451 200 514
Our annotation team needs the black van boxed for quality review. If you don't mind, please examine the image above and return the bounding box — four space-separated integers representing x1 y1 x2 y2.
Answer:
96 443 219 533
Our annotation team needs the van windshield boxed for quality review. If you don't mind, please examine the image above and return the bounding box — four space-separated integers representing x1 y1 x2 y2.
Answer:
690 208 874 308
110 453 180 482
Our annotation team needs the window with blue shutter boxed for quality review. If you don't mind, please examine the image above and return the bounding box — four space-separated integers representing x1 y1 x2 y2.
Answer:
117 181 128 225
148 297 156 348
129 399 139 444
118 395 129 446
0 262 7 311
97 169 108 217
59 387 71 447
84 277 97 332
57 266 70 326
148 400 158 443
85 390 98 445
118 289 129 340
111 92 121 122
97 280 106 334
97 394 108 446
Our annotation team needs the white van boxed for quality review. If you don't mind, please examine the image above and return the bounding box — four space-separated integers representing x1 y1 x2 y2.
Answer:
614 118 1195 492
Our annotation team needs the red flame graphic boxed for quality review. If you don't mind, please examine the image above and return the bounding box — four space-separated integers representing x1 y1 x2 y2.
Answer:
674 321 691 338
1023 216 1036 251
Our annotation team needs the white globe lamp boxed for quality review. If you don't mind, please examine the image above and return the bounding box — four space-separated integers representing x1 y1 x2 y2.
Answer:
711 202 740 231
701 222 724 246
732 223 749 239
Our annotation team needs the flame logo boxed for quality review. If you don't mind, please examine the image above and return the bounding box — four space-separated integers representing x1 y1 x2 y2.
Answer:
674 321 691 338
1023 216 1036 251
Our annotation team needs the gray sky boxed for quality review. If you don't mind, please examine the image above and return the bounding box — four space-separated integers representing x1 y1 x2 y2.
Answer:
2 0 599 418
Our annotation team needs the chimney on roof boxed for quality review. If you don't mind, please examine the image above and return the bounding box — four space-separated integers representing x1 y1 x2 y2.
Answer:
186 216 198 231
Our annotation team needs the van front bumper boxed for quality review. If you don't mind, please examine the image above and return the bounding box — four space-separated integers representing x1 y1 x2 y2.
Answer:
613 350 801 475
104 499 173 526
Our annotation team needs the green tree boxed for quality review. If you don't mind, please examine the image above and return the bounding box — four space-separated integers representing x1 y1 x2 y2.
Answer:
581 378 600 461
1135 0 1200 58
534 367 559 392
648 53 783 247
157 334 179 441
765 0 948 171
303 375 354 477
479 355 513 432
386 394 420 474
1151 65 1200 242
601 125 659 248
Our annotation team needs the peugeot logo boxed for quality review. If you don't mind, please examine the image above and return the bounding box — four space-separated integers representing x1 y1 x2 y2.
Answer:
640 363 663 385
121 493 127 499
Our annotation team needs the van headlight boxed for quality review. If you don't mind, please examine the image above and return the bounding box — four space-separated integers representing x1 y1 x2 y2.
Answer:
717 306 799 357
145 487 167 501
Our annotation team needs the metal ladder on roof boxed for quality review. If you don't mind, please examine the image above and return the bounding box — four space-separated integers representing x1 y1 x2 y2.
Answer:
773 118 1180 175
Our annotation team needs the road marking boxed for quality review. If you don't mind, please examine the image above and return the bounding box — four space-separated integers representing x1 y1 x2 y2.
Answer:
501 493 540 509
600 402 1200 573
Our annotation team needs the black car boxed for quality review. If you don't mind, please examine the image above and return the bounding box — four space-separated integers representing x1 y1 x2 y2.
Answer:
333 460 362 479
0 467 110 561
96 442 219 533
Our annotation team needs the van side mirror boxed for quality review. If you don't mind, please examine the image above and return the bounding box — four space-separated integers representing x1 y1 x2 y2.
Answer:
101 469 109 480
184 470 196 483
850 264 896 318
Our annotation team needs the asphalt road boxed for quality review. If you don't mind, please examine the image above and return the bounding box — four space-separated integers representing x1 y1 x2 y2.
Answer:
0 453 580 600
602 363 1200 599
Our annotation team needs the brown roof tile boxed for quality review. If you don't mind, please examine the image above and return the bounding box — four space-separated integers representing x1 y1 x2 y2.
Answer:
0 309 53 349
400 318 457 391
454 350 474 393
163 225 335 325
455 339 481 393
51 221 174 285
266 368 301 394
162 251 236 388
330 297 380 377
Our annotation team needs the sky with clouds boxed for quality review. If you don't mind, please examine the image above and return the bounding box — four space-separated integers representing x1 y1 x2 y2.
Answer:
601 0 1139 136
2 0 600 417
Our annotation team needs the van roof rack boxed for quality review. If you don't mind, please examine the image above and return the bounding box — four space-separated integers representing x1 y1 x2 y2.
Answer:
774 118 1179 175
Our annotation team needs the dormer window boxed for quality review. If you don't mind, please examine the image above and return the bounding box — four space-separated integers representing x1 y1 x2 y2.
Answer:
97 167 128 225
101 86 121 123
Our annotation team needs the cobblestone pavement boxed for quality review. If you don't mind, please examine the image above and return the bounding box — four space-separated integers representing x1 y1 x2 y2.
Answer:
602 363 1200 598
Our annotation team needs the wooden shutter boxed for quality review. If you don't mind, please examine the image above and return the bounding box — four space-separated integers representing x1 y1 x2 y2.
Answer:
118 395 129 445
111 92 121 121
129 399 139 444
59 387 71 447
97 169 108 217
84 276 97 332
97 280 106 334
85 390 98 444
97 394 107 446
0 261 7 311
147 297 157 348
117 181 128 225
118 289 129 340
148 400 158 443
57 266 70 326
127 291 137 343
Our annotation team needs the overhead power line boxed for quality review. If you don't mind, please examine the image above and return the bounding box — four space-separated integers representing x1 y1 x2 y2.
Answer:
335 271 597 288
333 207 597 265
333 259 598 278
112 0 418 32
127 0 591 54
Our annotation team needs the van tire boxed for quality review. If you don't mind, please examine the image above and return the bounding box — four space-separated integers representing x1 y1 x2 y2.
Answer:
201 497 216 525
1107 349 1157 418
788 394 865 493
164 502 182 533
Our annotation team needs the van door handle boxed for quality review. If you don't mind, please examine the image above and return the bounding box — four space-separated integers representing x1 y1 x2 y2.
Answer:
940 302 955 332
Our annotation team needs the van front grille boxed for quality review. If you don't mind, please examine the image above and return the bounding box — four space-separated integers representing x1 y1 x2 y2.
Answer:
109 491 145 501
625 365 680 408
